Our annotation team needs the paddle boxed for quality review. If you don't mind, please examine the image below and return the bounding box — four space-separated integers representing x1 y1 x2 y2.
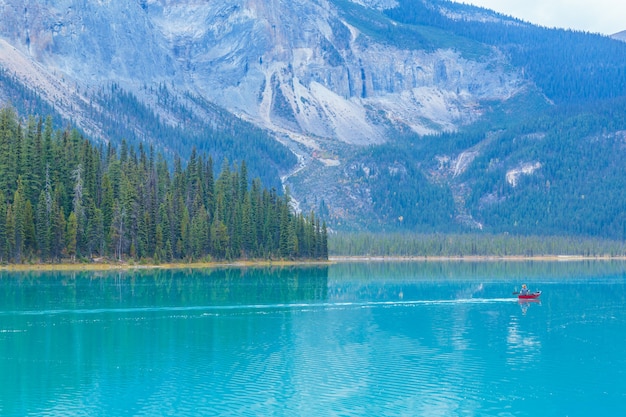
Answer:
512 291 519 295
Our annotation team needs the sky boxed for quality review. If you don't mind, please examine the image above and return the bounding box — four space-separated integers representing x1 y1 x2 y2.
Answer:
449 0 625 35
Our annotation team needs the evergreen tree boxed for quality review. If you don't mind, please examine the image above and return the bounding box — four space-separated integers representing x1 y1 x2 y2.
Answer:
0 191 6 262
279 203 290 258
0 107 18 197
101 173 114 250
241 192 254 257
0 105 327 263
50 197 66 261
109 202 126 261
190 207 209 259
23 199 35 257
11 178 28 262
210 216 229 259
66 211 78 261
5 204 14 262
287 217 298 258
87 206 104 256
71 164 85 256
22 116 42 204
321 221 328 259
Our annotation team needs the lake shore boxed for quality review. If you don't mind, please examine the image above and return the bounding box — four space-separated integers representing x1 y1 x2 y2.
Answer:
1 255 625 271
329 255 626 262
0 259 333 272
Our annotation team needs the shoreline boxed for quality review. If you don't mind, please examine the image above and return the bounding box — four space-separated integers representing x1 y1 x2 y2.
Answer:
329 255 626 262
0 259 333 272
0 255 625 272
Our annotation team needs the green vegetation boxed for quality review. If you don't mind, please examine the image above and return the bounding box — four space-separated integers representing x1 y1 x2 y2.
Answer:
334 0 491 59
386 0 626 103
93 83 297 190
0 106 327 264
342 91 626 240
330 233 626 258
349 142 457 232
0 69 296 192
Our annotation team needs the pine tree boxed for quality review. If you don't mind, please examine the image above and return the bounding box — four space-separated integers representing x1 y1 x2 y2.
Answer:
66 211 78 261
279 203 290 258
287 217 298 258
87 206 104 257
204 156 215 220
157 201 171 261
137 211 149 259
210 216 229 259
321 221 329 259
0 106 328 263
155 223 164 261
5 204 14 262
50 197 66 261
42 117 53 174
190 207 209 259
179 205 190 258
22 116 42 204
0 190 7 262
0 107 18 197
23 200 35 257
241 192 254 257
71 164 85 257
100 173 114 251
239 160 248 202
11 178 28 262
109 202 126 261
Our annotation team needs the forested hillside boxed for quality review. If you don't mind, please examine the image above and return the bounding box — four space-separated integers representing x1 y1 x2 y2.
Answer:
0 106 327 263
93 83 297 190
0 68 296 192
350 92 626 240
386 0 626 103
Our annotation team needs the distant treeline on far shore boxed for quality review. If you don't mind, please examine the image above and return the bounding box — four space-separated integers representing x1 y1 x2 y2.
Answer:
329 232 626 258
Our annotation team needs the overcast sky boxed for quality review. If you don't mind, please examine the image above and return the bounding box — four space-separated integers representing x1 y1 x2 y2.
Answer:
450 0 625 35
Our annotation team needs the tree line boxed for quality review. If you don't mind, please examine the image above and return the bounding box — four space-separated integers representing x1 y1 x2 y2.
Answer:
330 232 626 258
340 89 626 240
0 106 328 263
0 67 298 194
95 83 297 190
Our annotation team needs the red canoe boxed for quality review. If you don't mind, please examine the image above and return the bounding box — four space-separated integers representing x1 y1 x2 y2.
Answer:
518 291 541 299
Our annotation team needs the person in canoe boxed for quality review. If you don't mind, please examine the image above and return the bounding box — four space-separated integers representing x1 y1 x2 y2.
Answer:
520 284 530 295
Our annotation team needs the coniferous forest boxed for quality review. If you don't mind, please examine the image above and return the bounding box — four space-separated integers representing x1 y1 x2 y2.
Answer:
0 106 328 264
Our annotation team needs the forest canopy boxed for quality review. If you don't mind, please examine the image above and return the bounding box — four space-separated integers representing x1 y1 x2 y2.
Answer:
0 106 327 264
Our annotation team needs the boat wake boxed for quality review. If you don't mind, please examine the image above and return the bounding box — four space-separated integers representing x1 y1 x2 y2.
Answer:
0 298 518 317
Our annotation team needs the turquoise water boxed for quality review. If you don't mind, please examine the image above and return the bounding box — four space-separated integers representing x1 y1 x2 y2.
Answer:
1 262 626 416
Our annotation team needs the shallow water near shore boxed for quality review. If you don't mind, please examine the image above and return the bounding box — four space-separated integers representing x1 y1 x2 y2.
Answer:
1 261 626 416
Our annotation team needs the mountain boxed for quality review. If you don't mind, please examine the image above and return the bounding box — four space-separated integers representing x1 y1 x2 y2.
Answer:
1 0 626 239
612 30 626 42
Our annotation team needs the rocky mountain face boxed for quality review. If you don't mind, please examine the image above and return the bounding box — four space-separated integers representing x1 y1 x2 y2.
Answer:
0 0 524 138
3 0 625 237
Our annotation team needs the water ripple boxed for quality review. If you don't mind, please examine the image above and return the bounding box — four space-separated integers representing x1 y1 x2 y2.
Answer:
0 298 518 317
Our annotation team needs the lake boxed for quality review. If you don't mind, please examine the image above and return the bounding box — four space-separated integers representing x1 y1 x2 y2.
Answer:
1 261 626 416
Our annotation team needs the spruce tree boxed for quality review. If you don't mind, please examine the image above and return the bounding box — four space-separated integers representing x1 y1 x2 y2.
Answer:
11 178 28 262
0 105 328 263
0 191 7 262
0 107 18 197
66 212 78 261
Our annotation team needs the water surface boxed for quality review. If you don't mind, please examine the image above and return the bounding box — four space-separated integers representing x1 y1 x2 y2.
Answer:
1 262 625 416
